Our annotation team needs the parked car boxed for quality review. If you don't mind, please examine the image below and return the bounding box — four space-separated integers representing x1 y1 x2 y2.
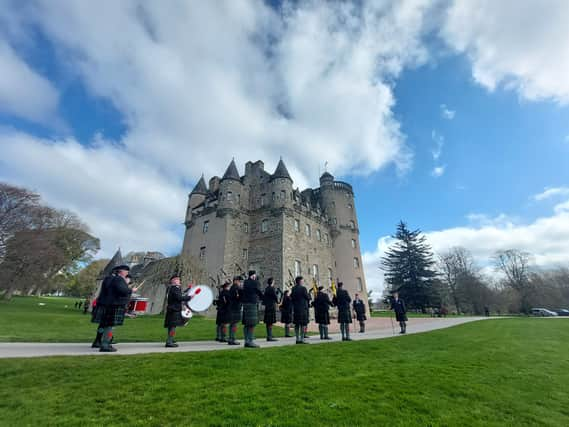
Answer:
531 308 558 317
555 309 569 316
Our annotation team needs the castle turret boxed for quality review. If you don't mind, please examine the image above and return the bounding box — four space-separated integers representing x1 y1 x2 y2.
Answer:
186 176 208 223
270 158 293 208
219 159 243 210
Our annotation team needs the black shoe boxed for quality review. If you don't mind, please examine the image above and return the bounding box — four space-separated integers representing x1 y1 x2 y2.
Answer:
220 338 228 343
99 346 117 352
228 340 240 345
267 337 279 342
285 334 293 337
165 342 179 348
324 337 333 340
345 338 353 341
304 335 310 339
244 343 259 348
91 341 101 348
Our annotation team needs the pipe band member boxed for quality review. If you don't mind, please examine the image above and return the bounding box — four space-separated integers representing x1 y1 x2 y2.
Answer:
333 282 352 341
164 274 192 348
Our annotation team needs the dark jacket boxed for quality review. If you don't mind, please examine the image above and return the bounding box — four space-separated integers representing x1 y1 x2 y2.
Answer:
279 294 293 324
216 288 231 325
228 284 242 324
333 289 352 324
391 298 407 322
106 275 132 306
291 284 310 325
314 291 332 325
263 286 279 324
353 299 367 321
240 278 263 304
164 285 192 328
96 274 114 306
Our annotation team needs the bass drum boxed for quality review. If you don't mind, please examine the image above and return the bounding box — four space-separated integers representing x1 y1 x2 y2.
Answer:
187 285 214 312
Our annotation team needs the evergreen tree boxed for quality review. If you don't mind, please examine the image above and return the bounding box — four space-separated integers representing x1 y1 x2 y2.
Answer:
381 221 438 310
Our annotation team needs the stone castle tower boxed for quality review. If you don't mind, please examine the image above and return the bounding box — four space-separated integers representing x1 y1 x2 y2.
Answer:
182 159 369 312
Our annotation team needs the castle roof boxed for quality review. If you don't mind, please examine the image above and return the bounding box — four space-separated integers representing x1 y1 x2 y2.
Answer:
222 159 241 182
191 176 208 195
271 159 292 181
98 248 123 280
320 171 334 180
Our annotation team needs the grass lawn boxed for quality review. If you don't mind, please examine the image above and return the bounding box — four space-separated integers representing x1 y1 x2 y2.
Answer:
0 296 284 342
0 318 567 426
370 310 461 318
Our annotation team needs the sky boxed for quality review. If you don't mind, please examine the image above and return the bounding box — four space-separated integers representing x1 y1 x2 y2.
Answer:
1 0 569 295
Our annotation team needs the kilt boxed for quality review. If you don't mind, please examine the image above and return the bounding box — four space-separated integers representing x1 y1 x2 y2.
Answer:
395 312 408 322
293 306 309 326
356 313 367 322
242 303 259 326
164 310 186 328
315 310 330 325
229 307 242 324
96 305 127 327
216 308 230 325
280 308 292 324
337 307 353 324
263 304 277 324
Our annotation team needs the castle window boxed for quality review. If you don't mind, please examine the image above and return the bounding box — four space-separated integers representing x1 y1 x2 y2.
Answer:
351 239 356 248
312 264 319 282
203 220 209 233
294 260 302 277
324 233 329 244
261 194 266 206
272 192 276 201
356 277 363 292
199 247 206 260
294 219 300 232
316 229 321 241
242 248 248 260
349 220 355 229
237 194 240 204
353 257 359 268
281 190 286 200
333 218 337 225
328 268 333 284
244 222 249 233
261 219 269 233
305 224 311 237
347 203 353 209
227 191 233 201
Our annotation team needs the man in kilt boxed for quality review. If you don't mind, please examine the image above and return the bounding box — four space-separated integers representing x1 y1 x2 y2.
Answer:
227 275 242 345
164 274 193 348
262 277 279 342
216 280 231 343
333 282 352 341
353 293 367 333
95 265 137 352
241 270 264 348
314 286 333 340
391 290 408 334
91 266 117 348
279 290 293 337
291 276 310 344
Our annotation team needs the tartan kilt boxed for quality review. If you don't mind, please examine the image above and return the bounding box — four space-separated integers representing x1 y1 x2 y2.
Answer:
280 309 292 324
263 304 277 324
164 310 186 328
356 312 367 322
91 305 102 324
242 303 259 326
395 312 408 322
97 305 127 327
293 306 309 326
216 308 231 325
315 310 330 325
229 307 242 324
337 307 353 324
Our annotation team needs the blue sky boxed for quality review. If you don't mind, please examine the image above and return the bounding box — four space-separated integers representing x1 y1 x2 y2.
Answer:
1 1 569 292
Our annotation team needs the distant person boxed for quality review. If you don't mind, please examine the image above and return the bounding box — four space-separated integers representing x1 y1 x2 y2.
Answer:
83 297 90 314
279 290 293 337
353 293 367 333
390 291 407 334
263 277 279 342
241 270 264 348
164 273 193 348
314 286 333 340
97 265 137 352
484 306 490 317
333 282 352 341
78 301 83 310
216 280 231 343
291 276 310 344
227 276 243 345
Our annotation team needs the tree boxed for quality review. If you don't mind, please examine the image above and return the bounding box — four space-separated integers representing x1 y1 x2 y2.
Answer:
493 249 533 313
67 259 110 297
381 221 438 311
438 247 476 314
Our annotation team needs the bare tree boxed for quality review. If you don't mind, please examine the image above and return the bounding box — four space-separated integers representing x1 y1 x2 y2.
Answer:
494 249 533 313
438 247 475 314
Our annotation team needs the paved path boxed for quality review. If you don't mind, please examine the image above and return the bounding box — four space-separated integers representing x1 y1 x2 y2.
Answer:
0 317 494 359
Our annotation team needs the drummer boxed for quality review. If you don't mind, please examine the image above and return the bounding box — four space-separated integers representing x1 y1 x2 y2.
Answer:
164 273 193 348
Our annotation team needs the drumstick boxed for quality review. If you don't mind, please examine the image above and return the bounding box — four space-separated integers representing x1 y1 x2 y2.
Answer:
136 279 147 290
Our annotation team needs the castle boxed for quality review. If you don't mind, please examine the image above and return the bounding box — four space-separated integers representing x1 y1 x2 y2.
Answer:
182 159 369 312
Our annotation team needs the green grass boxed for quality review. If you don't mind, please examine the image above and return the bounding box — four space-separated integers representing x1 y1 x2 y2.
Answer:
0 296 284 342
0 318 567 426
370 310 461 318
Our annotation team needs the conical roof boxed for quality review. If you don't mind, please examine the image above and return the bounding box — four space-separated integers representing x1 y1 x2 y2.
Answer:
191 176 208 195
271 159 292 181
222 159 241 181
98 249 123 279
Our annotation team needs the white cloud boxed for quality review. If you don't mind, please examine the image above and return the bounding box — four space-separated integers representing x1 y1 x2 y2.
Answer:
364 201 569 293
0 40 60 124
0 1 435 257
440 0 569 103
533 187 569 201
431 165 445 177
431 129 444 160
440 103 455 119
